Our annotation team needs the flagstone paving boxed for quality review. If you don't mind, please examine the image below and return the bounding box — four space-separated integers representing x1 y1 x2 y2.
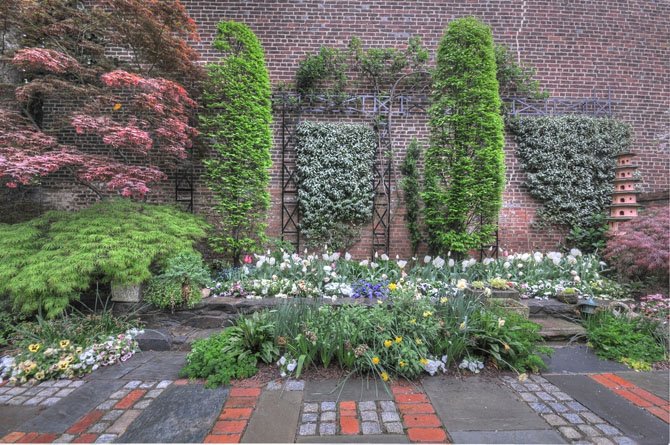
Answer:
0 348 668 444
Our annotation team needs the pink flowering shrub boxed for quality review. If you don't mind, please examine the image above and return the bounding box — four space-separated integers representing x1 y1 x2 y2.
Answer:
604 210 669 290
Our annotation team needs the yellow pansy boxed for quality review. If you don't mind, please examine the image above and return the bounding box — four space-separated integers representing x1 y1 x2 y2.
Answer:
28 343 41 353
372 356 380 365
399 360 407 368
59 340 70 349
395 336 402 344
35 371 45 380
388 282 397 291
64 355 74 364
57 360 69 370
384 340 393 348
410 318 416 325
380 371 389 382
440 297 449 304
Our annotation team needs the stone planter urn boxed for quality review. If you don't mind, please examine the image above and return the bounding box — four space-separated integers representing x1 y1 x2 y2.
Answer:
111 282 142 303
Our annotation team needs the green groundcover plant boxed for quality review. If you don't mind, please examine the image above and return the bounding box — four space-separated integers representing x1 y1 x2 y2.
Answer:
0 200 208 317
144 252 211 312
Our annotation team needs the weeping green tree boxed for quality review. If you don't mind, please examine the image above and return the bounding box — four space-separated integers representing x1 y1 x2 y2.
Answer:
200 21 272 264
423 17 505 254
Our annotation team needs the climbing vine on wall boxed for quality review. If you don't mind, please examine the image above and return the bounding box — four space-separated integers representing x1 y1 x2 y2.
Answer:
423 17 505 254
295 122 377 251
401 139 423 255
509 115 630 232
199 21 272 264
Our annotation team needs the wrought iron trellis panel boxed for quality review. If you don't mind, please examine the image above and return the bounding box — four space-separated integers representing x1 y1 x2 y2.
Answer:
175 156 194 213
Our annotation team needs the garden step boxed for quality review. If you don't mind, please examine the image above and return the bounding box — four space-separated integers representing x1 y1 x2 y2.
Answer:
535 316 586 342
525 298 580 319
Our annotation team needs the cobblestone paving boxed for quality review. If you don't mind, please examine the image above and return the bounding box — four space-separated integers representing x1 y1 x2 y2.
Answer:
0 379 86 407
502 375 635 445
297 399 403 437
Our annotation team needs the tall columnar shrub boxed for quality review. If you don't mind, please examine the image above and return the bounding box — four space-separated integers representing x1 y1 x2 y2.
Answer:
423 18 505 254
401 139 424 255
0 200 208 317
509 116 630 232
295 122 377 251
200 21 272 264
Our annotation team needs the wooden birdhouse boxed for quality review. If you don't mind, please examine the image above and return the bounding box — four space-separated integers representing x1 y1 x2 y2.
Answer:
607 152 641 232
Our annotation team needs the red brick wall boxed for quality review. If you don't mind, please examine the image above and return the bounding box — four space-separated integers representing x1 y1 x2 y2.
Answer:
6 0 669 258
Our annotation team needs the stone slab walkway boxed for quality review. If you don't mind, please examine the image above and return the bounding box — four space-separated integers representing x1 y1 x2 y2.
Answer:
0 348 668 444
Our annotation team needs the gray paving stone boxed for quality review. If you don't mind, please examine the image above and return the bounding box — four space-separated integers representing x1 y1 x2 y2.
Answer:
553 391 573 402
94 434 117 444
22 387 42 396
567 401 588 412
361 411 378 422
524 383 542 391
55 388 75 397
359 401 376 411
286 380 305 391
592 437 615 445
266 381 283 391
320 401 336 411
69 381 85 388
595 424 621 436
54 434 76 443
549 402 568 413
89 422 111 433
537 391 555 402
381 411 400 422
302 413 317 423
319 423 336 435
449 429 567 444
124 380 142 389
298 423 317 436
102 410 124 422
578 424 602 437
139 381 157 389
320 411 336 422
41 397 60 407
0 386 9 394
558 426 583 440
133 399 152 410
529 402 552 414
242 389 302 443
0 395 11 404
613 437 636 445
97 399 117 410
303 403 318 413
519 392 539 402
37 381 55 388
384 422 404 434
37 387 59 397
7 396 28 405
362 421 381 435
562 413 584 424
118 384 228 443
6 387 26 395
156 380 172 389
53 380 71 388
541 383 560 392
509 383 526 392
530 375 548 383
581 412 605 424
380 400 396 412
542 413 568 426
24 396 45 406
146 389 163 398
109 389 130 399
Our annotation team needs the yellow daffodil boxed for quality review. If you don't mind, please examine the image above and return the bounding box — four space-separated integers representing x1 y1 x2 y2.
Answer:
112 103 122 111
415 338 423 345
498 318 505 328
372 356 380 365
503 343 511 352
420 358 428 365
388 282 397 291
384 340 393 348
380 371 389 382
410 318 416 325
59 340 70 349
440 297 449 304
423 311 432 317
459 321 466 331
28 343 41 353
395 336 402 344
399 360 406 368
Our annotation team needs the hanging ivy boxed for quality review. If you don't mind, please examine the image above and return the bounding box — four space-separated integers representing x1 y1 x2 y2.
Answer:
509 115 630 232
199 21 272 265
423 17 505 254
295 122 377 251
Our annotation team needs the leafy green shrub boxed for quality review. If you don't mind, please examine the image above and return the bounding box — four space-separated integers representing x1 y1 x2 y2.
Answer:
400 139 423 255
296 46 348 96
424 17 505 253
200 21 272 264
179 329 258 388
295 121 377 250
494 44 547 101
144 252 210 312
566 212 610 254
0 200 208 317
585 310 667 370
509 116 630 231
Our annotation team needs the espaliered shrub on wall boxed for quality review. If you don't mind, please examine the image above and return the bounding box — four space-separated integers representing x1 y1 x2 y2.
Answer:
509 116 630 232
295 122 377 250
199 21 272 265
0 201 208 317
423 18 505 254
